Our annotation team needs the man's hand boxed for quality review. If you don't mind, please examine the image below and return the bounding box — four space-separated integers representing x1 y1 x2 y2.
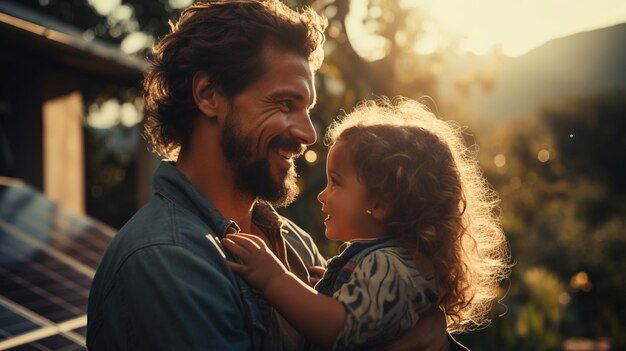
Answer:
221 233 288 291
381 307 449 351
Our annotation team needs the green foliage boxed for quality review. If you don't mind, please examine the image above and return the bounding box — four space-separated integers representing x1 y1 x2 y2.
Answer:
84 124 138 229
472 89 626 349
21 0 182 56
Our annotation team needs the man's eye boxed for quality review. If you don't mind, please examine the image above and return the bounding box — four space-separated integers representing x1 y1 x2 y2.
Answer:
278 100 293 110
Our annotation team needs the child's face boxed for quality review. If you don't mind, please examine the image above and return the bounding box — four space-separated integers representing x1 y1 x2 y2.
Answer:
317 141 379 242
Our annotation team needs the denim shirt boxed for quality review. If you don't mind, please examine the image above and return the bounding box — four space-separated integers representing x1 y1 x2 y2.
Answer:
87 162 326 350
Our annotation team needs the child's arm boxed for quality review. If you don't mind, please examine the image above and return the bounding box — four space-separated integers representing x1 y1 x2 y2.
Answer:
221 233 346 348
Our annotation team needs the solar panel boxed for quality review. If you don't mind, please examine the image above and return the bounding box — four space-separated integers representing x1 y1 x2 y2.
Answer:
0 178 115 350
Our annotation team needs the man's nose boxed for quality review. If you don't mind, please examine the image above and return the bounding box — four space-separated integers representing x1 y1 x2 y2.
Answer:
290 110 317 145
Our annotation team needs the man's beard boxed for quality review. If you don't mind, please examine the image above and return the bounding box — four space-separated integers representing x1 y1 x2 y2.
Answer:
221 111 302 207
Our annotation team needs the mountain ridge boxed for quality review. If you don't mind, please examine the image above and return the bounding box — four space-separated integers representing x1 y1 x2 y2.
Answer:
438 23 626 120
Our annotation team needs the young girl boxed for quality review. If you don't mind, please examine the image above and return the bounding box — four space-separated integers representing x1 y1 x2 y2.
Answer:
221 98 510 350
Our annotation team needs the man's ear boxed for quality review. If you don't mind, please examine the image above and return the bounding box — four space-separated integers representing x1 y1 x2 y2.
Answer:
192 72 226 121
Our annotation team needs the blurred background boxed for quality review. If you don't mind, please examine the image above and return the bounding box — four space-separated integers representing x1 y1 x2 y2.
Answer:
0 0 625 350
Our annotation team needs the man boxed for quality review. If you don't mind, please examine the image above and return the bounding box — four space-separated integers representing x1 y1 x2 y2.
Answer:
87 1 461 350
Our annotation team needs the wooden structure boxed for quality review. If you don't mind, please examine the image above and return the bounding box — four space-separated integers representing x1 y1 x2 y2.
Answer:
0 1 146 214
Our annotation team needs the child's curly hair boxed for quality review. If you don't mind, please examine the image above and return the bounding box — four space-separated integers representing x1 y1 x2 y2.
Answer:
325 98 511 332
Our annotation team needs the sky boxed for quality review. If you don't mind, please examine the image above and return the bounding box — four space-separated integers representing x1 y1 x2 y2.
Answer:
349 0 626 58
403 0 626 56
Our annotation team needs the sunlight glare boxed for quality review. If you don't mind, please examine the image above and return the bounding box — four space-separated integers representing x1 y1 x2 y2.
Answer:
87 99 142 129
168 0 193 10
324 75 346 96
88 0 121 16
121 32 153 54
345 1 391 61
413 23 440 54
402 0 626 56
87 99 120 129
120 102 141 127
110 4 133 22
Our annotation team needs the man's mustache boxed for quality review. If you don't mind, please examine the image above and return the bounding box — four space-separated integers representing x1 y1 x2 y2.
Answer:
269 135 306 157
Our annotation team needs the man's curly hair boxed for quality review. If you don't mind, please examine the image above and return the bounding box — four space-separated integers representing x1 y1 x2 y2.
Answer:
326 98 511 332
143 0 327 159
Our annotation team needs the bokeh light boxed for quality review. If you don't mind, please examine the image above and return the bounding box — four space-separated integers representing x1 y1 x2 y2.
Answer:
537 149 550 163
494 154 506 167
304 150 318 164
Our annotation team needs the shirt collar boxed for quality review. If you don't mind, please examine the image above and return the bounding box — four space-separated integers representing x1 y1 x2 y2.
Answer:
152 161 285 238
152 161 238 237
252 200 284 231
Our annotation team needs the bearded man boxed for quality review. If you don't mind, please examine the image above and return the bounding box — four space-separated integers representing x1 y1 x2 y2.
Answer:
87 1 460 350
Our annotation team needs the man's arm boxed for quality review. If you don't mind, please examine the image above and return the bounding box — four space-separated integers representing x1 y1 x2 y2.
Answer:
381 307 450 351
380 307 471 351
114 244 253 350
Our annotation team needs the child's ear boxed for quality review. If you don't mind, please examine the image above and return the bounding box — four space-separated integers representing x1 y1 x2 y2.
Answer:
192 72 227 122
369 198 391 221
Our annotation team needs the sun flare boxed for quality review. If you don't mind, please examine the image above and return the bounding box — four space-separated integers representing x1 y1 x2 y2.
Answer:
346 0 626 57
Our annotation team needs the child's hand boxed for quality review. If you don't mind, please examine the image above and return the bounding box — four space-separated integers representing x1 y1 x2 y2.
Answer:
221 233 288 291
307 265 326 286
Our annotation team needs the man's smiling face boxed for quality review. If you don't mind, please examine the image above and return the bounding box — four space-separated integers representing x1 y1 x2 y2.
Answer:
220 43 317 206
